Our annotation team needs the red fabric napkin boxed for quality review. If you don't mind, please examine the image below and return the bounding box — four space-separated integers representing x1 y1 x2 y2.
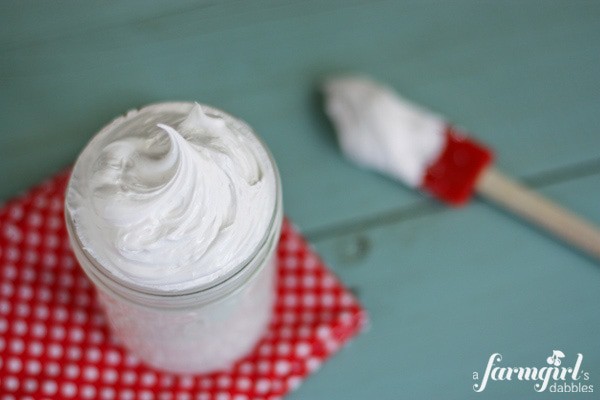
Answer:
0 170 367 399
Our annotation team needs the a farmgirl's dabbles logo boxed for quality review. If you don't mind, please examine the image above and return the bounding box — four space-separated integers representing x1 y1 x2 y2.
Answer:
473 351 593 393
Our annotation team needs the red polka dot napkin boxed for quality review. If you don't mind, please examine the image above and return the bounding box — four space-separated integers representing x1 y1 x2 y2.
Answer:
0 170 367 399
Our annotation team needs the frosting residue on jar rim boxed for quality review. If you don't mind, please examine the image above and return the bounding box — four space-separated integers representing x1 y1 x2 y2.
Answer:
66 102 277 293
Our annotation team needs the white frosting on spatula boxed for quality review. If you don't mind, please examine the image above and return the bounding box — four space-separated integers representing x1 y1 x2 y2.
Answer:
323 76 446 186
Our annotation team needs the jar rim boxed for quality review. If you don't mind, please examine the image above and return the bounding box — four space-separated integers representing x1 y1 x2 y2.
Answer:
65 102 283 306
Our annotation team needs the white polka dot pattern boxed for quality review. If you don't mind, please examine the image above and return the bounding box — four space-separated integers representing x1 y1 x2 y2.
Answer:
0 170 367 399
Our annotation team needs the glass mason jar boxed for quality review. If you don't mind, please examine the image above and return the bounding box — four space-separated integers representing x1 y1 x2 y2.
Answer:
65 103 283 374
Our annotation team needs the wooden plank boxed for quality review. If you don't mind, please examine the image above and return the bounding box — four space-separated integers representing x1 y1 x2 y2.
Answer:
0 1 367 50
1 1 599 234
291 172 600 399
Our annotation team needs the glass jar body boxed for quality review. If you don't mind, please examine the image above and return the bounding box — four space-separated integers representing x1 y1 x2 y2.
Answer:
95 249 277 373
68 212 280 373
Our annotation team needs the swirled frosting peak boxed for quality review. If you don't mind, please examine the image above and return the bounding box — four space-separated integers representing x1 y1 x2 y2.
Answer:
66 103 277 292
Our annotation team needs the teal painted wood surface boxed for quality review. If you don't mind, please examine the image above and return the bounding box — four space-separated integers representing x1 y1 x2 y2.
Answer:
303 174 600 399
1 1 599 399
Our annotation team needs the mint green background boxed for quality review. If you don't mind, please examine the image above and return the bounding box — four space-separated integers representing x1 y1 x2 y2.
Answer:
1 1 599 399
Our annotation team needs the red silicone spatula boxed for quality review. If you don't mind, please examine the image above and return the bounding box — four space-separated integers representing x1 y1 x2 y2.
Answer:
324 75 600 260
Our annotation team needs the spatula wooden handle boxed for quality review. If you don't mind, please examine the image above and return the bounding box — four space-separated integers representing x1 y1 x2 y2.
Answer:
476 166 600 260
